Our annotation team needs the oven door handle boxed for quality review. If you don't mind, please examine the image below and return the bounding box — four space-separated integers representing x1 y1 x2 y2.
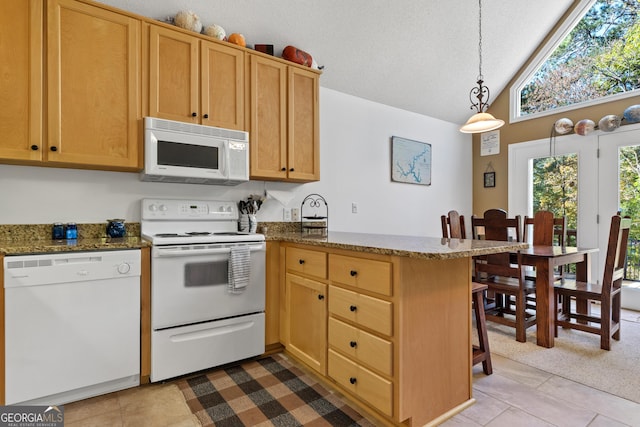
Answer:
153 244 265 258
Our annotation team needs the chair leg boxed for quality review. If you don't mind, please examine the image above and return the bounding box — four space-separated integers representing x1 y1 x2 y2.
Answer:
613 294 621 341
472 285 492 375
601 297 611 350
515 291 526 343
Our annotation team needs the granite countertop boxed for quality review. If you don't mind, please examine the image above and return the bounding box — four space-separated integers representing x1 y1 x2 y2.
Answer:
0 223 150 256
266 231 528 260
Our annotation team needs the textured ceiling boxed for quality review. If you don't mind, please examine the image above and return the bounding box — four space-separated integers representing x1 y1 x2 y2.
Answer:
97 0 575 127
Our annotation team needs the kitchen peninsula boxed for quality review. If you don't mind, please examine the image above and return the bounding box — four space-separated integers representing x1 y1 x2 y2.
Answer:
266 230 527 427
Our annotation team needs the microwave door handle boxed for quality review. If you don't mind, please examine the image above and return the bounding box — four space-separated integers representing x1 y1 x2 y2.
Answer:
221 141 229 177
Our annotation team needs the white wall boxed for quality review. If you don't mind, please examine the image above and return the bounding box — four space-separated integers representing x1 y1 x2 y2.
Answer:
0 88 472 237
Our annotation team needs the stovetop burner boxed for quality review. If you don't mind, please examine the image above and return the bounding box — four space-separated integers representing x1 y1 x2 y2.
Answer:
185 232 212 236
154 233 186 238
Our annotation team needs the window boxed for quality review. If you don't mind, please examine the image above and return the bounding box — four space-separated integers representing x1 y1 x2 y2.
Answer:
510 0 640 122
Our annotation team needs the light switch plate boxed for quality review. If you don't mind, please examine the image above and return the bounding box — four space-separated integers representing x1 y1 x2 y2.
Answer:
283 208 291 221
291 208 300 222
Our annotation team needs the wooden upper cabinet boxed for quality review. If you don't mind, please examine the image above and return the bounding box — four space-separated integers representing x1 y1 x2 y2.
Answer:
288 67 320 182
147 24 199 123
201 40 245 130
47 0 141 170
147 24 245 130
0 0 43 162
248 54 288 180
248 53 320 182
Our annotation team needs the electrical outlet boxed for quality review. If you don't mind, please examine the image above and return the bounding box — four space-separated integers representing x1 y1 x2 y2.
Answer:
352 202 358 214
283 208 292 221
291 208 300 222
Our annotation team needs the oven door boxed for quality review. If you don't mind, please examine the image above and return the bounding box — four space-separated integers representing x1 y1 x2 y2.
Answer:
151 242 265 330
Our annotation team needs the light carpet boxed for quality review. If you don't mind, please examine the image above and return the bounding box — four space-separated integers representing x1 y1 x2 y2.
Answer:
482 309 640 403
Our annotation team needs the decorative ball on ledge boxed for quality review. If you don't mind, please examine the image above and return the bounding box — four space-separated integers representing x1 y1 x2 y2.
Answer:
174 10 203 33
554 118 574 135
598 115 622 132
228 33 247 47
204 24 226 41
574 119 595 136
623 105 640 124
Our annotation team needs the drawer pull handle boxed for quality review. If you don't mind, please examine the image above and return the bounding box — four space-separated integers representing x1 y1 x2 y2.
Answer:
31 145 39 151
192 112 197 117
350 270 358 277
299 259 305 264
318 294 325 300
350 305 357 312
349 377 357 385
203 113 209 119
349 340 357 348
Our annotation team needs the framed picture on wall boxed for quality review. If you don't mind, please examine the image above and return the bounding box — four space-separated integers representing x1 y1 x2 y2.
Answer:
390 136 431 185
484 171 496 188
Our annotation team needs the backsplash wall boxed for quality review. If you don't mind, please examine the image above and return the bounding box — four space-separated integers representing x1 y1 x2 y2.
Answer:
0 88 471 237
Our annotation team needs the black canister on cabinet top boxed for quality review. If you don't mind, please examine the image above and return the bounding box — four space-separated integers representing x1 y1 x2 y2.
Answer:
52 223 65 240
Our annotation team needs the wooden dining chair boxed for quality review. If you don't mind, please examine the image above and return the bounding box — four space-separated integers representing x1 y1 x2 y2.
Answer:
472 210 534 342
441 210 466 239
554 214 631 350
471 209 522 242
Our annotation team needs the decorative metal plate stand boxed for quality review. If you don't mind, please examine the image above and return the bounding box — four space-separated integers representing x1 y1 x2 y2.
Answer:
300 194 328 236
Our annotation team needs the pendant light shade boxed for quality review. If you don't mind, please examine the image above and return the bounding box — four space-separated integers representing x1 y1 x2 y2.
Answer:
460 112 505 133
460 0 504 134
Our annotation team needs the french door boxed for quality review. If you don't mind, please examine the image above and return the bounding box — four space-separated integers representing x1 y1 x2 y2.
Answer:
509 123 640 309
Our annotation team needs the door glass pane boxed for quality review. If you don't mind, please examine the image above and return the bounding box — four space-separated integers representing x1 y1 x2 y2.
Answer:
619 145 640 282
532 154 578 245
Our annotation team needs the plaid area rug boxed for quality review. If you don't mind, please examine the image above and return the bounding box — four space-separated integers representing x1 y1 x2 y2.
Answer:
177 353 375 427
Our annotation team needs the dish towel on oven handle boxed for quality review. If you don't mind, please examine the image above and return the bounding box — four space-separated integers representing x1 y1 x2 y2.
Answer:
228 245 251 293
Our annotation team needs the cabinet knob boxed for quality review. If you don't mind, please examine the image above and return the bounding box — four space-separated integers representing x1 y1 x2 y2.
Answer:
192 112 197 117
50 146 58 152
350 305 357 312
290 168 294 172
30 145 39 151
318 294 325 300
299 259 305 264
349 377 357 385
350 270 358 277
203 113 209 119
281 167 286 171
349 340 357 348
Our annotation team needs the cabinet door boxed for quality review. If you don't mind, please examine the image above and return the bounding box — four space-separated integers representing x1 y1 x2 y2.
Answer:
201 41 244 130
288 67 320 182
286 273 327 374
248 54 287 180
47 0 141 170
148 24 199 123
0 1 43 162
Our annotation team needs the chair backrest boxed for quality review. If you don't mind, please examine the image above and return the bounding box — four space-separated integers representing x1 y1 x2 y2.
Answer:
482 209 522 242
441 210 466 239
601 215 632 298
522 211 561 246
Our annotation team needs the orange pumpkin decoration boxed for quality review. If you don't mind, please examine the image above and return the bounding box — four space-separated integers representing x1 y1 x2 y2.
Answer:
228 33 246 47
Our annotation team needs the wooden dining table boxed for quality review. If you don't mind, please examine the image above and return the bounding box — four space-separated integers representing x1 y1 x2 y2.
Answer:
517 245 599 348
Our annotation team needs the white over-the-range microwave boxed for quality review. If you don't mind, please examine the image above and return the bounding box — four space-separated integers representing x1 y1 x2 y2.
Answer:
141 117 249 185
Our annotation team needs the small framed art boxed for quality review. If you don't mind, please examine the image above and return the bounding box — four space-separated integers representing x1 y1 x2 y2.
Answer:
390 136 431 186
484 171 496 188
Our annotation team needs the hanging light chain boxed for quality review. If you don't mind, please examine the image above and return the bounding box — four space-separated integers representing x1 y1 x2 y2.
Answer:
478 0 483 81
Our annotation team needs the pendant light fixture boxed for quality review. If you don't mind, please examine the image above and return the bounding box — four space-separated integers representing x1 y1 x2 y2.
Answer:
460 0 504 134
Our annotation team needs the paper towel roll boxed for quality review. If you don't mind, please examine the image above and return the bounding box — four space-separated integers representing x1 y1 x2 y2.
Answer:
266 189 295 206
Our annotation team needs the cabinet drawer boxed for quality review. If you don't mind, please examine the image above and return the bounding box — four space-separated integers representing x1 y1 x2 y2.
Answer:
328 349 392 416
329 286 392 336
328 317 392 376
286 247 327 279
329 254 392 296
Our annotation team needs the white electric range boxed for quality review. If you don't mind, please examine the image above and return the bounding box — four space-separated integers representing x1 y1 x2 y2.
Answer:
141 198 266 382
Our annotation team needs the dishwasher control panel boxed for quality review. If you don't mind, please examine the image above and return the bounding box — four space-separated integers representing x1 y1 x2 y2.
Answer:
4 250 141 288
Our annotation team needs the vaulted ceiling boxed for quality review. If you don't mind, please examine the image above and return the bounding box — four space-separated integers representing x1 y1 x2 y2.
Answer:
98 0 575 126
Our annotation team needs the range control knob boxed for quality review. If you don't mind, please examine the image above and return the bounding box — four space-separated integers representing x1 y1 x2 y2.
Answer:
148 204 158 212
159 204 168 212
117 263 131 274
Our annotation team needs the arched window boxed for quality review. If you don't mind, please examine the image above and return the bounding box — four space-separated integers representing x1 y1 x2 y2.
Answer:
510 0 640 123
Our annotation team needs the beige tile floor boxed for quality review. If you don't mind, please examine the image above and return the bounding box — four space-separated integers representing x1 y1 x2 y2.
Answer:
64 350 640 427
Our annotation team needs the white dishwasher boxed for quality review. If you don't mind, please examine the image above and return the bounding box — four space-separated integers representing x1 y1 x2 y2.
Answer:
4 250 141 405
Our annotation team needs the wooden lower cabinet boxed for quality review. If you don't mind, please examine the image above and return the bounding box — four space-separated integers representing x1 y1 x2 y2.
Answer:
282 244 474 426
285 272 327 374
